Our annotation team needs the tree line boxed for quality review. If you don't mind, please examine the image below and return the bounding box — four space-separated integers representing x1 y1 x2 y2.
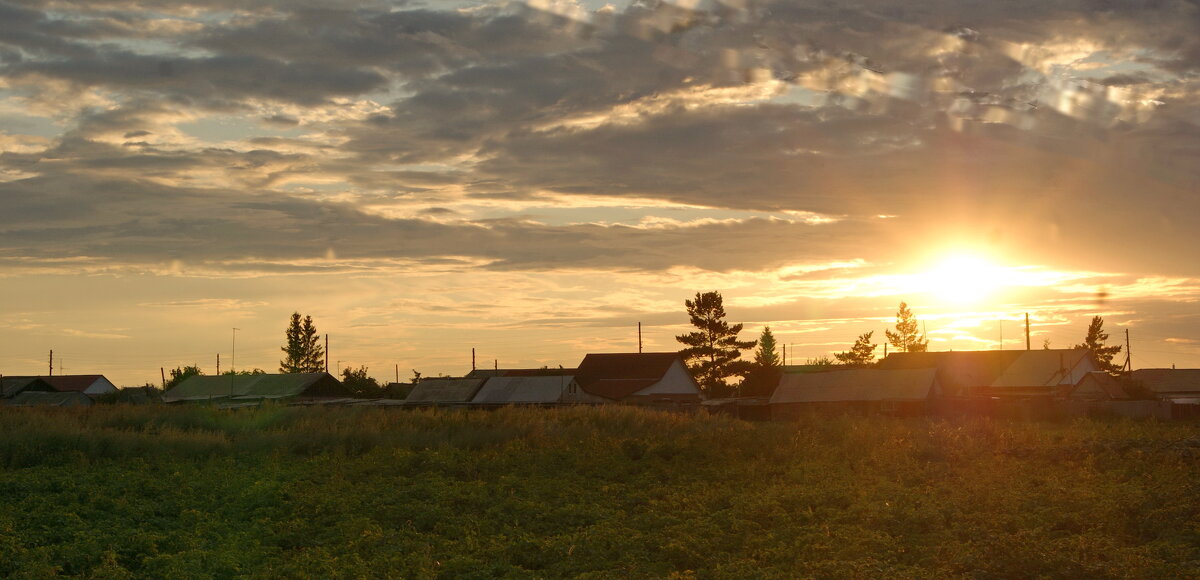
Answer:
674 290 1124 398
162 297 1125 400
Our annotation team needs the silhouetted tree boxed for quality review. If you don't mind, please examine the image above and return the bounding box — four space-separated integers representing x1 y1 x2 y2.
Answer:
280 312 325 373
341 365 381 397
885 301 928 353
806 355 835 367
753 326 781 368
741 326 783 397
676 291 756 397
222 368 266 376
1075 315 1123 374
834 331 878 365
166 364 202 389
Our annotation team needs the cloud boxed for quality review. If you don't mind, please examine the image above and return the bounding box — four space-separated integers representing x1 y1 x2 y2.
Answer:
63 328 129 339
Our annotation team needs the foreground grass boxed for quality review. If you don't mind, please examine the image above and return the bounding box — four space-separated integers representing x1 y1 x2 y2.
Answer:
1 406 1198 578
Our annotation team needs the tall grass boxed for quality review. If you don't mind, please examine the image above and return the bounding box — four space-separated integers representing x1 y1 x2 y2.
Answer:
1 405 1197 578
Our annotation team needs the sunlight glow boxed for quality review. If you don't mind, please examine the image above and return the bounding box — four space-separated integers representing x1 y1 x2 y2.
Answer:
919 254 1006 304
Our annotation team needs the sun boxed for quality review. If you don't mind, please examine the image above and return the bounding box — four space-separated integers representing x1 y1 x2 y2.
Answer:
920 254 1005 304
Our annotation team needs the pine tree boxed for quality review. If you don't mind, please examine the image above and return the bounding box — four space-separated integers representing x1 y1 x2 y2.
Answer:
753 326 781 368
834 331 878 365
885 301 928 353
280 312 325 373
1074 315 1123 374
675 291 757 397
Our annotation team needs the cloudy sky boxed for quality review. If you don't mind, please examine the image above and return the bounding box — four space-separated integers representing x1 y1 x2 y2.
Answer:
1 0 1198 385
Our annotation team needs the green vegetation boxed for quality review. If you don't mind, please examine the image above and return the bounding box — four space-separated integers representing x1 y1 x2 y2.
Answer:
280 312 324 374
1076 315 1124 374
1 406 1198 578
677 290 756 397
834 331 879 366
886 301 929 353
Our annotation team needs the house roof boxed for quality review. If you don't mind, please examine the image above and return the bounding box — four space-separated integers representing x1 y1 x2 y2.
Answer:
989 349 1092 388
465 368 577 379
1131 368 1200 394
163 373 347 403
404 378 485 403
877 351 1024 394
1069 371 1129 400
3 391 94 407
6 375 111 393
471 375 576 404
574 353 689 400
1 377 55 398
770 368 940 404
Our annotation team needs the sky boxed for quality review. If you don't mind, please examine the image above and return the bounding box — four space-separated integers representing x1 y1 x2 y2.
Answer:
1 0 1198 386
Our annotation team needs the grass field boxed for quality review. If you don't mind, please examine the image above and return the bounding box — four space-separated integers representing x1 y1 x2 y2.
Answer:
1 405 1198 578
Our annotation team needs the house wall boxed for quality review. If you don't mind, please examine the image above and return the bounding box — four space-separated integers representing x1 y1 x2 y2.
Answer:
633 360 700 396
560 380 609 404
1063 357 1099 385
84 377 118 396
1069 381 1106 400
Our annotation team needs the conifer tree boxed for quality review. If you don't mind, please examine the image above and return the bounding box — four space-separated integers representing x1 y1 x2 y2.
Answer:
1074 315 1123 374
280 312 325 373
753 326 781 368
676 291 757 397
885 301 928 353
834 331 878 365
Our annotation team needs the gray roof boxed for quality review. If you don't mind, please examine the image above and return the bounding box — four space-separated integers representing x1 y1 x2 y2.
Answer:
3 391 94 407
770 368 940 404
1131 368 1200 394
163 373 348 403
989 349 1091 387
404 378 485 404
2 377 55 398
471 375 576 404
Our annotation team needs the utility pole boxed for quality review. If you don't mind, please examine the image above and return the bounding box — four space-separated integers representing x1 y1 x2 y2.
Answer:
782 344 786 366
160 367 166 389
472 348 476 371
325 334 329 372
494 359 498 370
395 364 399 384
1025 313 1031 351
1124 328 1132 374
638 322 643 354
232 328 239 374
49 350 53 376
217 353 220 375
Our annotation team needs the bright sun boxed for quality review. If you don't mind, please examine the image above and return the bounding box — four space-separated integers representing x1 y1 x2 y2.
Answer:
920 254 1005 304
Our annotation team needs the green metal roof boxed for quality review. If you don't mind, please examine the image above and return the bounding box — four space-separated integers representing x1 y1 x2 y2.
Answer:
163 373 348 403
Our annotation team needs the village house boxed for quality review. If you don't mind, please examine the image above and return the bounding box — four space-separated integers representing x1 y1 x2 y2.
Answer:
3 375 118 397
977 348 1097 398
163 373 350 404
471 374 601 405
1 376 56 399
403 377 486 406
3 391 94 407
769 368 941 418
572 353 702 405
1131 368 1200 403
